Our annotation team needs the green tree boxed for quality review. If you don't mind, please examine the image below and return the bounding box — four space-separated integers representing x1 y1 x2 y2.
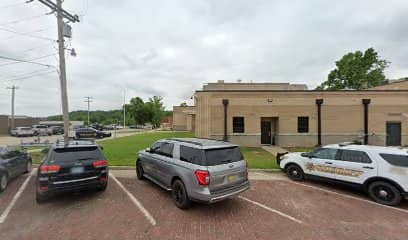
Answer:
147 96 165 128
316 48 390 90
128 97 150 125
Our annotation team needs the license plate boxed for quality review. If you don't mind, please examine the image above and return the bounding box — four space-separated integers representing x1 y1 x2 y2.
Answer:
70 167 84 174
227 175 237 183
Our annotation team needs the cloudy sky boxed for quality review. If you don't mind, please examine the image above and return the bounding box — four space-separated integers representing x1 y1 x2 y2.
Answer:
0 0 407 117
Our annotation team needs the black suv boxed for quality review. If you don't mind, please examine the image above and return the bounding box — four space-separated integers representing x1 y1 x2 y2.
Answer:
0 147 32 192
75 127 111 139
36 140 108 203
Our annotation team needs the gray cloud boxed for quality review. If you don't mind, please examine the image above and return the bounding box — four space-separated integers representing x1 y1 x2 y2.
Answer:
0 0 407 117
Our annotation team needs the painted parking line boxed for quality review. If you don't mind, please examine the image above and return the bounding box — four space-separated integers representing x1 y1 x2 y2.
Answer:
287 180 408 215
238 196 303 224
110 173 157 226
0 169 34 224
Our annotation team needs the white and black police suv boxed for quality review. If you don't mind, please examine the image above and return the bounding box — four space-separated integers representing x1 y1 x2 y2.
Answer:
277 143 408 206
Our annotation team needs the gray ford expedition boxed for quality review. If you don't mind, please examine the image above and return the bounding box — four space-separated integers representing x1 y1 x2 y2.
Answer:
136 138 250 209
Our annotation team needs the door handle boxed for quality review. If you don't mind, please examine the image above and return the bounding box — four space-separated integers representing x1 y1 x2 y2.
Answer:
325 162 333 165
363 166 374 169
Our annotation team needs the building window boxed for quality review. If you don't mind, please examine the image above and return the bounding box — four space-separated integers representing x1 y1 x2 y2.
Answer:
297 117 309 133
233 117 245 133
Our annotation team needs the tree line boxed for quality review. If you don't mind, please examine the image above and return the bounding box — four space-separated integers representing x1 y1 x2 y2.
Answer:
48 96 172 127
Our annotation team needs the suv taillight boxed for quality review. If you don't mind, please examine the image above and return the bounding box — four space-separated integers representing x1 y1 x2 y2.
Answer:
40 165 61 174
93 160 108 168
195 170 210 185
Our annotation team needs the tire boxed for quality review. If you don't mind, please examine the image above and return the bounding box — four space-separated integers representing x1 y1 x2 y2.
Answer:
136 161 145 180
368 181 402 206
171 179 191 209
286 164 304 181
97 183 108 191
25 160 32 174
36 192 48 204
0 173 8 193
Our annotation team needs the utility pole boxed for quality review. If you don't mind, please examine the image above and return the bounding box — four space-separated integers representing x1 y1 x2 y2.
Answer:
123 89 126 129
6 85 19 131
84 96 93 126
36 0 79 141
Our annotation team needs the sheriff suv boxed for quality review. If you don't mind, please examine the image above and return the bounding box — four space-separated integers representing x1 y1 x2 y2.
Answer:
277 143 408 206
36 140 108 203
136 138 250 209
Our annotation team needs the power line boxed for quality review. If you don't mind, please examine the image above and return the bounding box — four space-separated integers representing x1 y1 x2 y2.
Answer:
1 67 52 80
0 54 55 68
0 13 48 26
0 26 54 41
1 70 56 82
0 26 55 41
0 2 27 10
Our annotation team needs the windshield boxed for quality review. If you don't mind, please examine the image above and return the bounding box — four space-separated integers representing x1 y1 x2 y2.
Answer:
204 147 244 166
49 147 103 163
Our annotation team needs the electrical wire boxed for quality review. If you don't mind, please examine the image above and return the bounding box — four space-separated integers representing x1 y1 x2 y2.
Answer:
0 2 27 10
0 55 55 68
1 70 57 83
0 26 56 41
1 67 52 80
0 13 48 26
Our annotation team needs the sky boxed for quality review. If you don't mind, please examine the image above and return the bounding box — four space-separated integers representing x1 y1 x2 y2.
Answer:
0 0 407 117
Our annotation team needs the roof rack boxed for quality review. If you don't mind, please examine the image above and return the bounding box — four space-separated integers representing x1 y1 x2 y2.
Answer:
338 142 354 147
169 138 203 146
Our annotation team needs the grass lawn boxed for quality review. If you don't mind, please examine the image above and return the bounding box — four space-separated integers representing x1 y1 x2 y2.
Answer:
287 147 315 153
28 131 278 169
100 131 194 166
241 147 278 169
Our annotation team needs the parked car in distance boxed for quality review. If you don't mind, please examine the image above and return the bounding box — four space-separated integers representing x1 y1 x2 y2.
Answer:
32 125 52 136
278 143 408 206
75 127 112 139
0 147 32 192
49 126 64 135
10 127 35 137
90 123 104 131
136 138 250 209
36 140 108 203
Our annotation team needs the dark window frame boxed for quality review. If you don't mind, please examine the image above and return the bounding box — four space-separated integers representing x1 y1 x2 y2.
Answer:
233 117 245 133
297 116 309 133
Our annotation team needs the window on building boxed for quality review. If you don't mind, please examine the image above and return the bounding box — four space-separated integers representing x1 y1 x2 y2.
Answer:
297 116 309 133
233 117 245 133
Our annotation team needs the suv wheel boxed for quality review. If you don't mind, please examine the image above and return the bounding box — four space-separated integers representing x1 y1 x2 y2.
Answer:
136 161 145 180
0 173 8 192
368 181 402 206
171 180 191 209
286 164 304 181
25 160 32 174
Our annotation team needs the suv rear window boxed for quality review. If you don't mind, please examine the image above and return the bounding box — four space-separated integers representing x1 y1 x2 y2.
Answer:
49 147 103 162
380 154 408 167
204 147 243 166
179 146 244 166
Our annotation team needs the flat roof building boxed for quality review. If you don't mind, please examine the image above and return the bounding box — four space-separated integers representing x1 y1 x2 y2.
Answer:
173 80 408 147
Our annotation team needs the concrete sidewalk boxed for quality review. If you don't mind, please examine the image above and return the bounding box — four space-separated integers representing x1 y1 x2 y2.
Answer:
262 145 288 155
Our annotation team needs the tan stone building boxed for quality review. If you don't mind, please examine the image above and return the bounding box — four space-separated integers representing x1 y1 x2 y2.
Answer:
173 80 408 147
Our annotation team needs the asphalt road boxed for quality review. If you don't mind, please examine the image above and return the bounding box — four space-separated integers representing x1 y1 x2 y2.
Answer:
0 170 407 240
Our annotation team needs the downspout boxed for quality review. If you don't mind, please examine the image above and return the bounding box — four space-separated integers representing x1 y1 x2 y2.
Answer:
362 99 371 145
222 99 229 141
316 99 324 146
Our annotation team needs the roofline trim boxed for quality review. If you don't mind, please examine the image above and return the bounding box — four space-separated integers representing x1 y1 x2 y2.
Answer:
196 89 408 93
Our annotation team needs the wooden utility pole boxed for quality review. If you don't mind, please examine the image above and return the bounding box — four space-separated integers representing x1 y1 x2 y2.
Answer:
84 96 93 126
36 0 79 141
6 85 19 131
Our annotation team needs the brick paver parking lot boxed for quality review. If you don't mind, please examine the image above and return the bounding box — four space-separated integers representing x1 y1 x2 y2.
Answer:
0 171 407 240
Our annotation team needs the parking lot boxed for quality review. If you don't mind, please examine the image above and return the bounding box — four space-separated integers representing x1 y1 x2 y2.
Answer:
0 170 407 240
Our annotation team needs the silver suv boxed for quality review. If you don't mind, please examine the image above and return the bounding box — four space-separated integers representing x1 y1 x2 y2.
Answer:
136 138 250 209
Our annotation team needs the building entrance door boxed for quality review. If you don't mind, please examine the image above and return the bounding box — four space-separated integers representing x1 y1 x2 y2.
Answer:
261 121 271 145
386 122 401 146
